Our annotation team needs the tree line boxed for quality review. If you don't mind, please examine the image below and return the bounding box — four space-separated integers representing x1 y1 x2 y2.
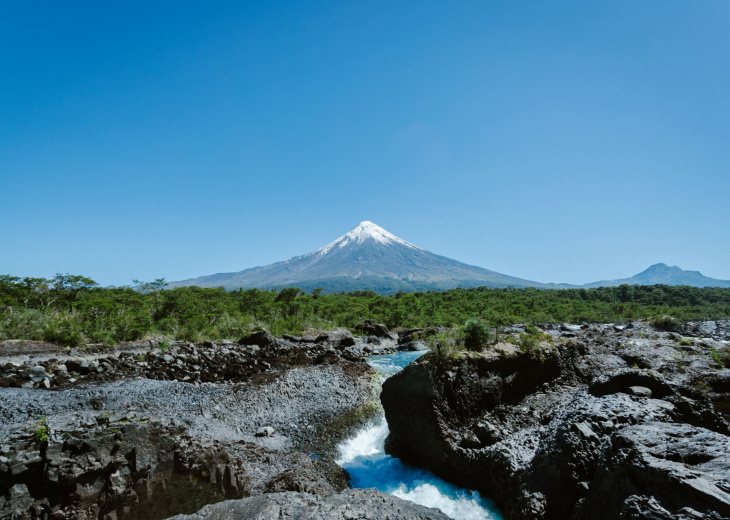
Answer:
1 273 729 347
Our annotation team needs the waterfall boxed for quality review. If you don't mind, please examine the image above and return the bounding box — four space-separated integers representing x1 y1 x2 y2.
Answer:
336 351 502 520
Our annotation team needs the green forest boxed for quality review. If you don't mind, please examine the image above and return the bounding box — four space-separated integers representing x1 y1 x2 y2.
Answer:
1 274 730 347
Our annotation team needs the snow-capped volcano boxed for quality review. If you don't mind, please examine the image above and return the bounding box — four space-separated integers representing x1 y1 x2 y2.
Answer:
170 221 555 293
312 221 421 256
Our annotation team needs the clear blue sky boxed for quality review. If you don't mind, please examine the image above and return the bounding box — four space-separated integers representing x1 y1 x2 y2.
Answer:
1 1 728 286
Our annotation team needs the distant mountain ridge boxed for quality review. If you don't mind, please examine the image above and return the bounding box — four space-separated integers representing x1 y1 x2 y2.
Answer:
582 263 730 289
169 222 730 293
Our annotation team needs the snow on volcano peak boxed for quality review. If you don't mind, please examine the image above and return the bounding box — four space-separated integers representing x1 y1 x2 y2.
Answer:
313 221 422 257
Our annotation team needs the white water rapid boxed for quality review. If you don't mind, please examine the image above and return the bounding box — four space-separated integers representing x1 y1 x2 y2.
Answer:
336 351 503 520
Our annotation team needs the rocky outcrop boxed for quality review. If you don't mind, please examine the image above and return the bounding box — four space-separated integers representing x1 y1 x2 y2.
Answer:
396 327 440 352
683 320 730 341
0 330 382 519
381 321 730 520
167 489 450 520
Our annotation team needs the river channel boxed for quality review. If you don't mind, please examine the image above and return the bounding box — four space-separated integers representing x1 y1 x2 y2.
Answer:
336 351 503 520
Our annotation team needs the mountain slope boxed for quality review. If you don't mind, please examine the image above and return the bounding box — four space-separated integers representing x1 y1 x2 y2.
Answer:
170 221 557 292
582 263 730 288
169 223 730 293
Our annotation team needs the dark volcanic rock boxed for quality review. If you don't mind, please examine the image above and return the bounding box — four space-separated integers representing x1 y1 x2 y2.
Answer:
0 411 358 520
381 320 730 520
167 489 450 520
355 320 392 338
0 416 246 520
397 327 439 352
580 423 730 519
264 468 335 496
399 340 429 352
589 368 674 399
0 340 62 357
239 330 278 348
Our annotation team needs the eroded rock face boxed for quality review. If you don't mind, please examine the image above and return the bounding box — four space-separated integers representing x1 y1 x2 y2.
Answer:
0 416 242 520
0 411 354 520
381 320 730 520
167 489 450 520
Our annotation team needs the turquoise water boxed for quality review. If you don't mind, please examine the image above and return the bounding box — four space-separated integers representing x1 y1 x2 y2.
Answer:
337 351 503 520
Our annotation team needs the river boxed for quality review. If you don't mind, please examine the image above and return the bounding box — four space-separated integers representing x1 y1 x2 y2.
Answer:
336 350 503 520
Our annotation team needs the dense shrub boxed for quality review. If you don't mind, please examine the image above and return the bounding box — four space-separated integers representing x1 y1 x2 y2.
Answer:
462 318 491 351
0 309 48 341
651 315 681 331
42 319 84 347
156 317 180 335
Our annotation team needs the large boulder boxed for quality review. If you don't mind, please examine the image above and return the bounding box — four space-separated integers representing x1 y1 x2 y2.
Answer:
381 346 571 519
355 320 391 338
398 327 439 344
239 330 278 348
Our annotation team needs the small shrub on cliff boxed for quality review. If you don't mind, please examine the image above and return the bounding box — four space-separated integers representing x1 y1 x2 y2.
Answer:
461 318 491 351
33 418 50 444
692 380 712 395
720 349 730 367
427 330 463 363
515 325 552 354
710 348 730 369
518 333 540 353
650 315 680 332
